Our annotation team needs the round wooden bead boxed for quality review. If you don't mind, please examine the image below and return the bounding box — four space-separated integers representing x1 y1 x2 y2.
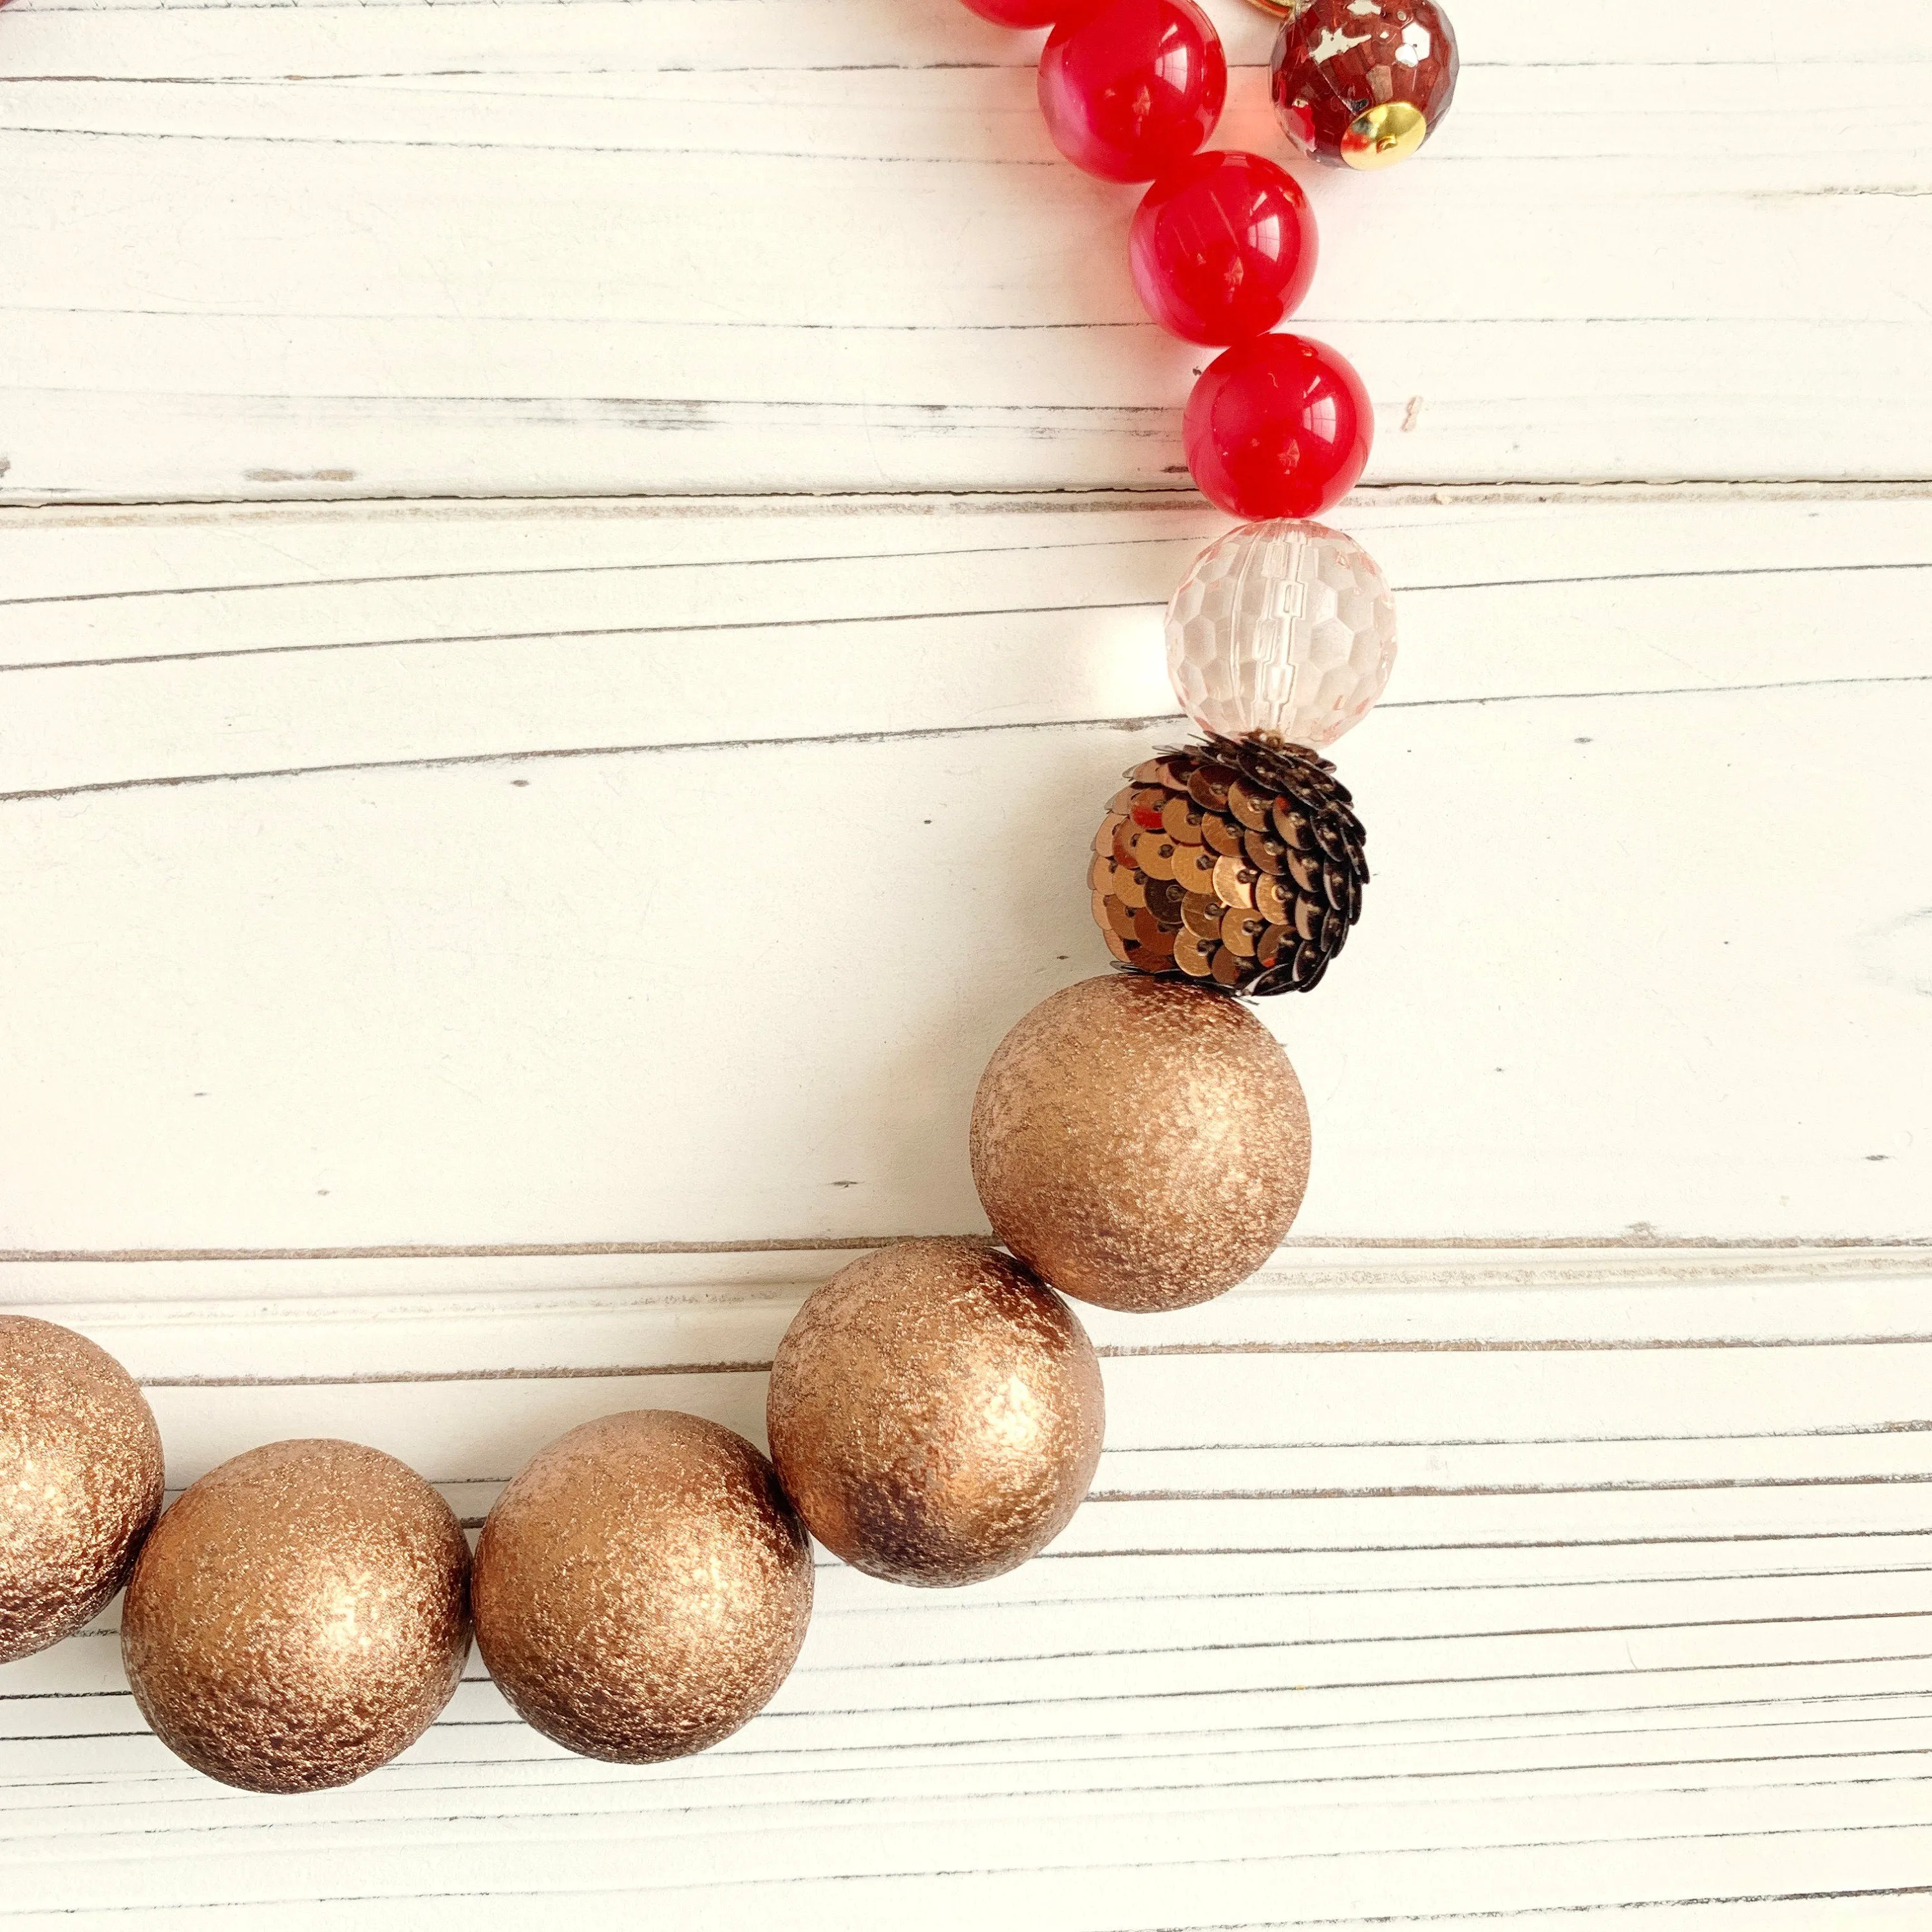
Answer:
767 1239 1104 1587
971 975 1311 1311
1 1317 163 1665
474 1410 813 1762
121 1440 471 1792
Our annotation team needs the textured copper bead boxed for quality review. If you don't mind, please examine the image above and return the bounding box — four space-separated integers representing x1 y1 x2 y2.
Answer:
474 1410 813 1763
121 1440 471 1793
1 1317 163 1665
1269 0 1458 169
767 1240 1104 1587
971 975 1310 1312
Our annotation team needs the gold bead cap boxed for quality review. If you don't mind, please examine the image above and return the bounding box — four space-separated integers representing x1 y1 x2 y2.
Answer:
1341 100 1429 167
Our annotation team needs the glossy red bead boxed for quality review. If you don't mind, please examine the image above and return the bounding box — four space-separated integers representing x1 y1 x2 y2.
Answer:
1183 332 1372 520
1130 150 1317 346
959 0 1061 28
1037 0 1226 184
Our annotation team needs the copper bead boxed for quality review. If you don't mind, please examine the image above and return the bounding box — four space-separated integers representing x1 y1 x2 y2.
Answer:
766 1239 1104 1587
121 1440 472 1793
971 974 1311 1312
474 1410 813 1763
1 1316 164 1664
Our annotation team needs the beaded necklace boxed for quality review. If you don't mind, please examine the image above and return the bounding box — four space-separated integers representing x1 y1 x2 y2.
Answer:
0 0 1461 1793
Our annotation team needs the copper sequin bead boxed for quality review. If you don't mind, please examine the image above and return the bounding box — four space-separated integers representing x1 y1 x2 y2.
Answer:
474 1410 813 1763
767 1240 1104 1588
971 974 1311 1312
120 1439 472 1793
1091 742 1367 995
1 1316 163 1665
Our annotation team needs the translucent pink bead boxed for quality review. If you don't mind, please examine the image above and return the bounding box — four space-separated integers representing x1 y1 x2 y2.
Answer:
1165 520 1396 748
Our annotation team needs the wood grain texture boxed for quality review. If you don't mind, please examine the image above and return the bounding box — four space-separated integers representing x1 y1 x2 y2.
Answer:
3 0 1930 1917
3 492 1927 1251
7 1251 1932 1926
4 0 1932 499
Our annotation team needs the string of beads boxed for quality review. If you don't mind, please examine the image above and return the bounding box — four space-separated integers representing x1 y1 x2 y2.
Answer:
0 0 1459 1792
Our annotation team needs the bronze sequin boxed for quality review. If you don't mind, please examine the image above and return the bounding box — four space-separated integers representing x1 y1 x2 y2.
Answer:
971 975 1311 1313
1084 735 1368 996
120 1439 471 1793
766 1240 1104 1589
473 1410 812 1763
1 1317 163 1665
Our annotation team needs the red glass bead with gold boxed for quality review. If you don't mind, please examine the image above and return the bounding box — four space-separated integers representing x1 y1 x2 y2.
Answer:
1269 0 1458 171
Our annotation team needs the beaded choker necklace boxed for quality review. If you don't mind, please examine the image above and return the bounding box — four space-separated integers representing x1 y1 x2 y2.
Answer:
0 0 1459 1792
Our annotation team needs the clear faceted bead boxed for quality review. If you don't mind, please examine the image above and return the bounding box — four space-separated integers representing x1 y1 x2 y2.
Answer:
1164 519 1396 748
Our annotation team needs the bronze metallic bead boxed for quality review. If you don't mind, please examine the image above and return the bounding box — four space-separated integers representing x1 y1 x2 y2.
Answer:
766 1239 1104 1588
970 974 1311 1312
1 1316 164 1665
473 1410 813 1764
120 1439 472 1794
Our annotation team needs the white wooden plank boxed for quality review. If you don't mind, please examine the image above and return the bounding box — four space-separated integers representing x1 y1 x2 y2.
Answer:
3 0 1929 498
7 1267 1932 1927
4 490 1927 1249
5 491 1930 793
3 1768 1931 1926
1 689 1924 1246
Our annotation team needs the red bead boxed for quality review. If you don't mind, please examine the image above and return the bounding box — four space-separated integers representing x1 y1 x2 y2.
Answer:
1270 0 1459 170
1130 150 1317 346
1037 0 1226 184
959 0 1061 26
1183 333 1372 520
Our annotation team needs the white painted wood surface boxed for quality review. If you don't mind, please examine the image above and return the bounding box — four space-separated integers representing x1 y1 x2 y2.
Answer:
3 0 1931 498
3 0 1931 1921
